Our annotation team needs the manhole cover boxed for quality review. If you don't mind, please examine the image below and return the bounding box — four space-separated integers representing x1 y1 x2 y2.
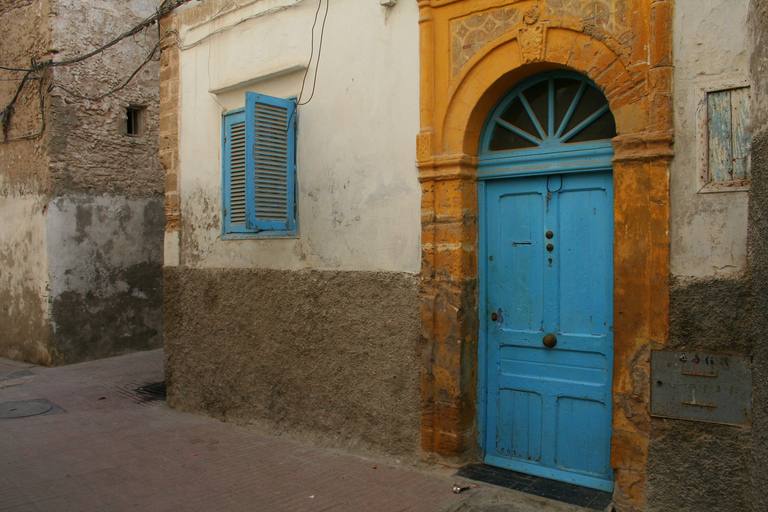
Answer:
0 369 35 389
0 399 65 420
1 369 34 381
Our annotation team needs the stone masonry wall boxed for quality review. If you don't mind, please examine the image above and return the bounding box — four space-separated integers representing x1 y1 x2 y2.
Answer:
0 0 53 364
42 0 165 363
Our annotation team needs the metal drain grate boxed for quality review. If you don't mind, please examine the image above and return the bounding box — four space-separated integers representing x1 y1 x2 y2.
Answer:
110 381 167 406
135 381 166 402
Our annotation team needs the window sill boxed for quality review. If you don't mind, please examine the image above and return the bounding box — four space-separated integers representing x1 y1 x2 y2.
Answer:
222 230 298 240
697 180 750 194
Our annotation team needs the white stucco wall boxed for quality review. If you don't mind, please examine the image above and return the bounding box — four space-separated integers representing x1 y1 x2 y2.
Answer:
174 0 421 273
670 0 751 277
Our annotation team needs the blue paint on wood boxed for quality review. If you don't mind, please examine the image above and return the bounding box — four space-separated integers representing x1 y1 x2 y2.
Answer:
708 90 733 182
481 173 614 492
730 87 751 180
477 71 615 492
707 87 752 183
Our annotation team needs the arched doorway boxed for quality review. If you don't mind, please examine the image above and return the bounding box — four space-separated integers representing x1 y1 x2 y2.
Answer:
477 71 616 491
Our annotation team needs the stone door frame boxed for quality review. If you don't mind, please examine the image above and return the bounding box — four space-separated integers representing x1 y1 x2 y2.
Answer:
416 2 673 509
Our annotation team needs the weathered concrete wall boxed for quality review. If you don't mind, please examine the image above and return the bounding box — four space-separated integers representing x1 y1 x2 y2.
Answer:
46 195 164 363
0 0 52 363
647 422 752 512
748 1 768 510
0 187 50 364
41 0 165 363
164 267 421 455
171 0 421 272
650 1 757 510
669 0 750 278
648 279 754 512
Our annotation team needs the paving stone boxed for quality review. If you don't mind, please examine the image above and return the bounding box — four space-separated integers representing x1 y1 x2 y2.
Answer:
0 349 593 512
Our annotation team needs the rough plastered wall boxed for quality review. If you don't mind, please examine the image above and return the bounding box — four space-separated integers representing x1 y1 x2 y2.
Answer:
747 1 768 510
43 0 164 363
162 0 422 454
649 1 754 510
669 0 750 278
0 0 53 364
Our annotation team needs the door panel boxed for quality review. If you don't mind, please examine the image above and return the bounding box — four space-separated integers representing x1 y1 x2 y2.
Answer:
482 171 614 491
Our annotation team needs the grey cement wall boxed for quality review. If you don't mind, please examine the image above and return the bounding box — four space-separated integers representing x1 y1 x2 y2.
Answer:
748 1 768 510
648 276 754 512
648 2 768 510
46 194 164 363
164 267 421 455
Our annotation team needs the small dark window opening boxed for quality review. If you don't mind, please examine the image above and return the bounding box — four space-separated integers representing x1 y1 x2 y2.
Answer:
126 106 143 136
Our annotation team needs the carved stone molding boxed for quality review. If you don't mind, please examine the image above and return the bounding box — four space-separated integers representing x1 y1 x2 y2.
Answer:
612 130 675 162
519 7 546 64
450 7 521 76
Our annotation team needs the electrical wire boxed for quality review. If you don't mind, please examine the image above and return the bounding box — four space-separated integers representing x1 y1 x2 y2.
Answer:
51 33 171 102
0 0 191 73
0 0 190 142
297 0 329 106
286 0 330 131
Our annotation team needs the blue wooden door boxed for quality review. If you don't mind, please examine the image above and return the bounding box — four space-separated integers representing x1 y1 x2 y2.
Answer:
481 172 614 491
477 72 616 491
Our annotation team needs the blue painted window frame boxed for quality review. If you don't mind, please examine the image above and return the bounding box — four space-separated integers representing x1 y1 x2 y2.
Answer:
222 92 297 238
478 71 615 180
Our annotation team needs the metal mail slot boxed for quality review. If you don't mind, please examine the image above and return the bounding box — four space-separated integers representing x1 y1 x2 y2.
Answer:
650 350 751 425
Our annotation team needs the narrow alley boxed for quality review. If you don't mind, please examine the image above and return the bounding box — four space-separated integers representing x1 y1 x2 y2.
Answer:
0 350 595 512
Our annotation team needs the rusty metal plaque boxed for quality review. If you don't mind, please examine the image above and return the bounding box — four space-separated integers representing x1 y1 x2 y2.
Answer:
651 350 751 425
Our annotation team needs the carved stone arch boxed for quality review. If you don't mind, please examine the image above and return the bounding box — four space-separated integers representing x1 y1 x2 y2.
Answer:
441 26 646 158
418 3 673 510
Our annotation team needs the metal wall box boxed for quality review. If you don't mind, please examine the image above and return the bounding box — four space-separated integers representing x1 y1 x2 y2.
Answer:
651 350 751 425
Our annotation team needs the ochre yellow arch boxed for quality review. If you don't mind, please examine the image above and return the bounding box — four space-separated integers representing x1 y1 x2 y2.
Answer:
439 26 647 157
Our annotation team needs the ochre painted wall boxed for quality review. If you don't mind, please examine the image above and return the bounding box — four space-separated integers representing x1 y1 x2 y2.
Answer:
417 1 673 510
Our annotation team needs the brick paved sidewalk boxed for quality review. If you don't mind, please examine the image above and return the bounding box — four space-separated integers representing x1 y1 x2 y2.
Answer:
0 350 592 512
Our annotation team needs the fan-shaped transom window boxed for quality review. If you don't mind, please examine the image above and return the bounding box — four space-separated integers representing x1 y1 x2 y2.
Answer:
482 72 616 153
478 71 616 178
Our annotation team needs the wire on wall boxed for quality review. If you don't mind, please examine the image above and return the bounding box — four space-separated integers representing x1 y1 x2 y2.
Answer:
285 0 329 131
0 0 193 142
297 0 330 107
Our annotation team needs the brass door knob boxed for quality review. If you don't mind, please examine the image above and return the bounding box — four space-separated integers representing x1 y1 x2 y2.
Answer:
543 333 557 348
491 312 498 321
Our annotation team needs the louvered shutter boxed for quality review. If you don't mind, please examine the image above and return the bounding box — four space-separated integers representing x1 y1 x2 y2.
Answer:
245 92 297 232
223 109 249 233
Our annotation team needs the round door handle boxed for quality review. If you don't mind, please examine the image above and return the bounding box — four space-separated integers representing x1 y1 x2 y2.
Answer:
491 312 498 321
542 333 557 348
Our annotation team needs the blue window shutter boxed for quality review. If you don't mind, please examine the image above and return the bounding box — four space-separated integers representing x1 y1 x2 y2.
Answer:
245 92 297 233
222 108 249 234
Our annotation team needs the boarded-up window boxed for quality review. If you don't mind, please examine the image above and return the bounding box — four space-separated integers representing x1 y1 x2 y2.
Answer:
706 86 751 185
